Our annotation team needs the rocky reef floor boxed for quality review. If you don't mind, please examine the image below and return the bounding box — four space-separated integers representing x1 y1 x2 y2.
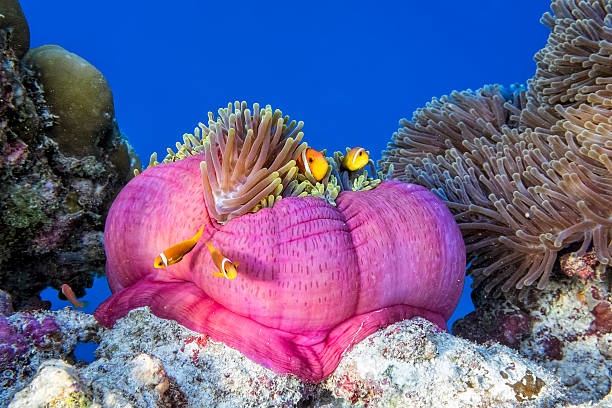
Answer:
2 280 610 408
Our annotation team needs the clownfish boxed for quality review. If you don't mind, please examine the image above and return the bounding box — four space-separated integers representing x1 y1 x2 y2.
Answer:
154 225 204 268
60 284 87 308
204 242 239 280
297 148 328 182
342 147 369 171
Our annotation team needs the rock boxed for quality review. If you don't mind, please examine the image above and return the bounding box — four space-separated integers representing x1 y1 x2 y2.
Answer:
0 308 101 407
8 360 95 408
0 290 13 316
453 277 612 405
0 0 29 59
7 306 608 407
76 308 568 407
324 319 563 407
0 28 41 141
23 45 114 157
598 334 612 359
81 307 308 407
82 352 181 408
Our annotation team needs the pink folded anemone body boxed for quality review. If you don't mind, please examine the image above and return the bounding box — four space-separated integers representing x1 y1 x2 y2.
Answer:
95 154 465 383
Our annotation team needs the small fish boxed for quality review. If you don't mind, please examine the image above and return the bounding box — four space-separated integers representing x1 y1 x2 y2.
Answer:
342 147 369 171
154 225 204 268
297 148 329 182
205 242 239 280
60 284 87 308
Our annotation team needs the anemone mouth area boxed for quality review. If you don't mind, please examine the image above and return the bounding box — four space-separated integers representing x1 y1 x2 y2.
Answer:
94 278 446 383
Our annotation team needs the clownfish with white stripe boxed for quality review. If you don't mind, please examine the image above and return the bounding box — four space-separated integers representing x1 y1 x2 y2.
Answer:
154 225 204 268
342 147 369 171
204 242 239 280
297 148 328 182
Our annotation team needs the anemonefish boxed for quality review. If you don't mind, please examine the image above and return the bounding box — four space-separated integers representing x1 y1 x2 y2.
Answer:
60 284 87 308
342 147 369 171
297 148 329 181
205 242 239 280
154 224 204 268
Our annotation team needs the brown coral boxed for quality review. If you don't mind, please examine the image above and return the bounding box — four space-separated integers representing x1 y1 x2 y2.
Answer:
379 0 611 294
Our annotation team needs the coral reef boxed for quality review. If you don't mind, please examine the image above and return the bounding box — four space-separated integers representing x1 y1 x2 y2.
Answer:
5 0 612 405
0 292 101 406
0 0 29 59
0 0 141 309
23 45 115 158
454 274 612 404
95 153 465 382
8 360 94 408
378 0 612 294
4 307 574 408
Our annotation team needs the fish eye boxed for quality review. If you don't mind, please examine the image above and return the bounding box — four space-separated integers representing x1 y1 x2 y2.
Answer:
358 151 362 155
309 158 314 163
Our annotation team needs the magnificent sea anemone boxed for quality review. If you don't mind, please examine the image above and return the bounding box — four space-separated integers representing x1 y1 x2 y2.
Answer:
95 102 465 382
378 0 611 295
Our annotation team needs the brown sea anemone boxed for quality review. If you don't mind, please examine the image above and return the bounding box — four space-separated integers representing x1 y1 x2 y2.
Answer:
379 0 611 294
530 0 612 107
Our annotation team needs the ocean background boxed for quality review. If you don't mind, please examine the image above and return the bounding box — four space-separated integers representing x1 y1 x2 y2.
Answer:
21 1 551 361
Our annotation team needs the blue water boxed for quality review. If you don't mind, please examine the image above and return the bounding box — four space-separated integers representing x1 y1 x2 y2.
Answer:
28 1 552 360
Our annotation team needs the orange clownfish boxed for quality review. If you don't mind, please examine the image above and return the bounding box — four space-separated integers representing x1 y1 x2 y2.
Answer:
154 225 204 268
297 148 328 182
342 147 369 171
205 242 239 280
60 284 87 308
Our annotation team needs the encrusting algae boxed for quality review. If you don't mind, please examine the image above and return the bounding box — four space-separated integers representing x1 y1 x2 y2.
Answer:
138 101 381 223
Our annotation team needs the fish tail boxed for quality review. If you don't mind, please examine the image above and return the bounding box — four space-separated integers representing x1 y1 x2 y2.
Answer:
69 298 86 308
194 224 205 242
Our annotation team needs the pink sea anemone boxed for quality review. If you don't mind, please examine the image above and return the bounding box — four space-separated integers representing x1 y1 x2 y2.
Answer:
95 157 464 382
95 103 465 382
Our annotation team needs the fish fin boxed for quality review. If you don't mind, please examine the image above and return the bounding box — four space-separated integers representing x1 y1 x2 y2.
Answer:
205 242 214 252
213 270 224 277
234 261 240 267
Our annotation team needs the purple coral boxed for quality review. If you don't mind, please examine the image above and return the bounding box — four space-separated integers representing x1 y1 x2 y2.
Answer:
0 316 27 368
0 314 59 370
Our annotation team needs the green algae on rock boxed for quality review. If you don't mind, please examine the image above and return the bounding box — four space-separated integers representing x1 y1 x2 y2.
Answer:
0 0 29 59
23 45 115 157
